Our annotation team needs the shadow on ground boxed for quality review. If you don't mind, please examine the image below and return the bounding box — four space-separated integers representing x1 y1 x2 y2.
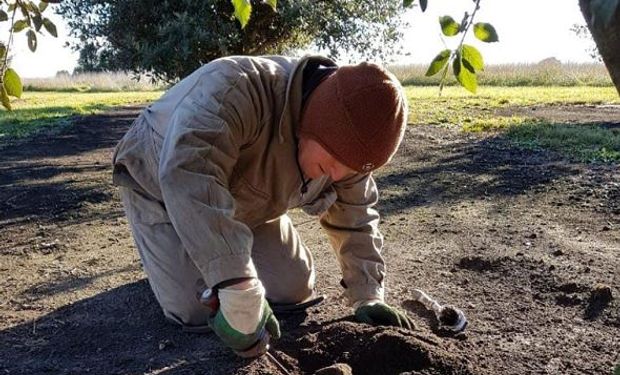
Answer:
375 130 580 216
0 107 140 160
0 280 253 375
0 107 142 228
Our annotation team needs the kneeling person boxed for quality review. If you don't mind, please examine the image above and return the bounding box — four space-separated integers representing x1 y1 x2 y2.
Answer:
112 54 414 356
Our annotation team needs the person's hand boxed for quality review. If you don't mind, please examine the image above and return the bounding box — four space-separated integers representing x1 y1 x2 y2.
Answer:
354 300 415 330
206 279 280 357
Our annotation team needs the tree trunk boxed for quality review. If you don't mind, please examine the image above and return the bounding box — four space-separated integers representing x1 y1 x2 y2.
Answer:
579 0 620 96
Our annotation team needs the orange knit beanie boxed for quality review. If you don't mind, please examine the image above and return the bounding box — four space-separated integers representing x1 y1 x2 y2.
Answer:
299 62 408 173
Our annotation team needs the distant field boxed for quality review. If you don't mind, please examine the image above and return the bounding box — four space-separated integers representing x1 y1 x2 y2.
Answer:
23 63 614 92
0 91 163 140
390 62 613 87
23 72 168 92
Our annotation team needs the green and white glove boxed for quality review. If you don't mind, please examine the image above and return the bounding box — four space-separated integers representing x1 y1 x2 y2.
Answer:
207 279 280 356
354 299 416 330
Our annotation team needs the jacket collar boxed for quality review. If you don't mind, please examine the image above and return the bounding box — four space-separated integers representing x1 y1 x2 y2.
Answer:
277 55 338 144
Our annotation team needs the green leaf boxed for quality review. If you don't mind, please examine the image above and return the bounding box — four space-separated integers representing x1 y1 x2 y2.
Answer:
4 68 23 98
26 1 41 14
403 0 414 7
0 44 6 61
420 0 428 12
439 16 459 36
32 13 43 31
27 29 37 52
425 49 451 77
614 363 620 375
231 0 252 29
453 52 477 93
0 10 8 22
18 2 29 18
39 1 49 12
474 22 499 42
590 0 620 28
1 84 12 111
42 17 57 37
461 44 484 71
265 0 277 12
12 19 29 32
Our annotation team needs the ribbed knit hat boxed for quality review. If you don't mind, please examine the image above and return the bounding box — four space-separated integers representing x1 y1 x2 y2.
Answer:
299 62 408 173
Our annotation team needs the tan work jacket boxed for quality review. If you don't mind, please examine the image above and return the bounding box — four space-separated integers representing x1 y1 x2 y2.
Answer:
112 55 385 304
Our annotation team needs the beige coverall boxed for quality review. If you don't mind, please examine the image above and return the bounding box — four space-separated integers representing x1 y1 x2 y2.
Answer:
112 55 386 330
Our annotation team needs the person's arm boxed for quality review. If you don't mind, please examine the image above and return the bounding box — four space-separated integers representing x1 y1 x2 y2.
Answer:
157 59 285 354
320 173 414 329
158 64 261 289
319 173 385 304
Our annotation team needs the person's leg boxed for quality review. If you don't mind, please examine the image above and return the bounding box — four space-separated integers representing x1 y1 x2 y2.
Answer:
119 187 211 332
251 214 316 304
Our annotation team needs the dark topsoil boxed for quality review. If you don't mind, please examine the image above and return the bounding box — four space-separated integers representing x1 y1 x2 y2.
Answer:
0 105 619 375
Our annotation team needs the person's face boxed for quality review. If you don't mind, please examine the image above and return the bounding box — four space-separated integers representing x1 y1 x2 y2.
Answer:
297 137 357 182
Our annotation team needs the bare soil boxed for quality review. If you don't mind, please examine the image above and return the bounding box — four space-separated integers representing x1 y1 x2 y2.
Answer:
1 105 619 375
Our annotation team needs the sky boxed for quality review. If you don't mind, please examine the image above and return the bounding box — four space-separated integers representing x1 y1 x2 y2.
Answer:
5 0 597 78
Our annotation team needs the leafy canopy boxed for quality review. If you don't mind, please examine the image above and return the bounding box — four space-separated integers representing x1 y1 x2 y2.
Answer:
57 0 405 82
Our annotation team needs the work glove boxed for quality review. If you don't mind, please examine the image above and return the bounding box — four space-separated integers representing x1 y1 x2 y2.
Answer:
206 279 280 357
354 299 416 330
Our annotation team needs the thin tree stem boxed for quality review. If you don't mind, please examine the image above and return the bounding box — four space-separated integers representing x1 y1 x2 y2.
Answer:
3 1 18 75
457 0 481 49
437 0 482 96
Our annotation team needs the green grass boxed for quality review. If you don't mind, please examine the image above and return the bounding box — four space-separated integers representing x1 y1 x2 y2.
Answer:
0 91 163 140
508 122 620 162
404 86 620 162
404 86 619 129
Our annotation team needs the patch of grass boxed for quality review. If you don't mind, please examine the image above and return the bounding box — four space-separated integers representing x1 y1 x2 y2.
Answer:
404 86 619 130
404 86 620 162
0 91 163 140
507 122 620 162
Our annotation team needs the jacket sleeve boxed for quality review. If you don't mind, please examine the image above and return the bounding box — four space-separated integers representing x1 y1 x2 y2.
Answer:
319 173 385 305
157 65 261 288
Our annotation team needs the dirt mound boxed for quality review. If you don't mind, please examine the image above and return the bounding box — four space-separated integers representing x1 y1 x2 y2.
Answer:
268 321 474 375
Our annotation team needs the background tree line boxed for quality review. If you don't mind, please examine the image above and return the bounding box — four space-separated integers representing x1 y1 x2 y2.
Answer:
57 0 405 83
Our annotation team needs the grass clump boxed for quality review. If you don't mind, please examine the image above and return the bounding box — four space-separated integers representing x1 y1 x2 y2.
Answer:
507 122 620 162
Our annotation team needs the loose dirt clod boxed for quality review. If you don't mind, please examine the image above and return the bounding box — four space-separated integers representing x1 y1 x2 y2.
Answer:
585 284 613 320
314 363 353 375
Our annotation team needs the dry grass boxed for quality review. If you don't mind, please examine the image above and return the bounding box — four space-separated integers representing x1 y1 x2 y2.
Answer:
23 62 613 92
390 61 613 87
23 72 168 92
